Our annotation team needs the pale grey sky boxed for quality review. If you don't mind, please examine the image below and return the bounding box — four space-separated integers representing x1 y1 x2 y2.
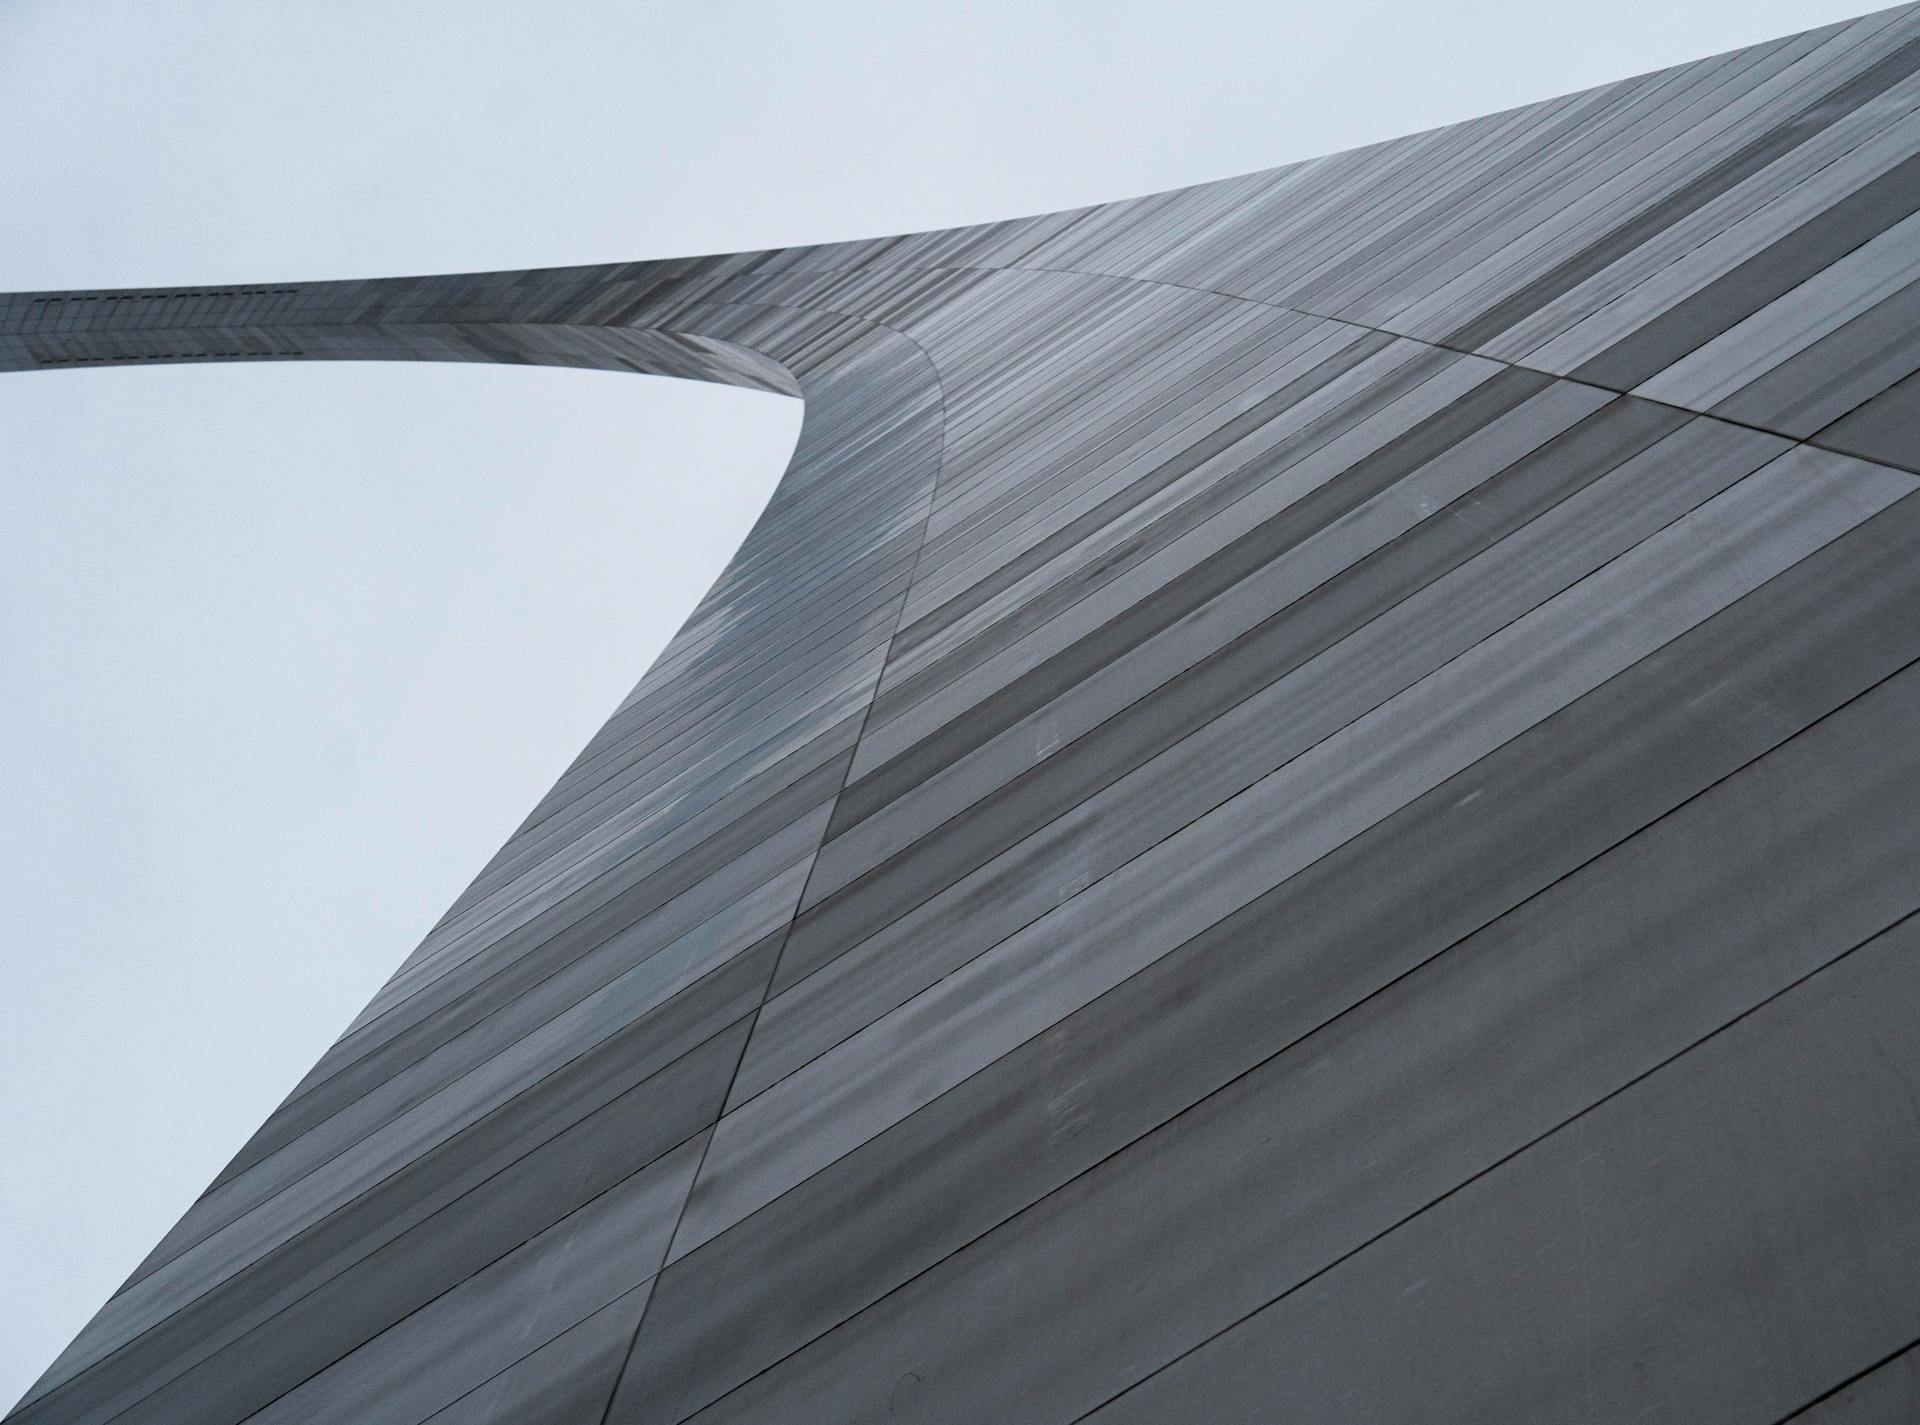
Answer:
0 0 1879 1405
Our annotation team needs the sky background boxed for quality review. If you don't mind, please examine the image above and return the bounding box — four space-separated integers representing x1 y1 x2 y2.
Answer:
0 0 1883 1405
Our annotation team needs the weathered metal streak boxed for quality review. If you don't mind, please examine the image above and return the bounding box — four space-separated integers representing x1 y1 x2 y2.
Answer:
7 7 1920 1423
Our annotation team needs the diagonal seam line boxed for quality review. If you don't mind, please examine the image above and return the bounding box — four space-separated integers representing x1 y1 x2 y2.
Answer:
35 298 947 1413
775 380 1648 979
759 253 1919 758
594 320 955 1425
72 1016 746 1425
292 292 958 1060
1770 1335 1920 1422
673 470 1915 1264
28 138 1920 1400
860 339 1496 750
417 1278 656 1425
1064 905 1920 1424
920 257 1920 474
666 641 1920 1425
705 437 1855 1122
196 328 918 1205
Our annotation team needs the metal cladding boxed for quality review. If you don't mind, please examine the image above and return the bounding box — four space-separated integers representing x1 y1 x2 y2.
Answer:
7 7 1920 1422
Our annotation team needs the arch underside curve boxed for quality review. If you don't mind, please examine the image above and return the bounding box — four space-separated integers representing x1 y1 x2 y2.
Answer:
7 6 1920 1422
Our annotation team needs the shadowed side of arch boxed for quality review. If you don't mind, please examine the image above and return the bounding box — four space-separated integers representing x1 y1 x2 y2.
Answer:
0 266 950 1422
12 9 1920 1419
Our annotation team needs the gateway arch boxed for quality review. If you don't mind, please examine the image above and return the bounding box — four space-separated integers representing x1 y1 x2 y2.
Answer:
7 6 1920 1422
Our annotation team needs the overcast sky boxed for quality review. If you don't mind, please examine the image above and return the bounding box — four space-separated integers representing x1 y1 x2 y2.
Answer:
0 0 1881 1406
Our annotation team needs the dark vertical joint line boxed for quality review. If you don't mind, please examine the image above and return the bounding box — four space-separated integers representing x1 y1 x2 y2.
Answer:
593 337 953 1425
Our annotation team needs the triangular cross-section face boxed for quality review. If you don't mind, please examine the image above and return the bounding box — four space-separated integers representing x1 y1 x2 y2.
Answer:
6 7 1920 1423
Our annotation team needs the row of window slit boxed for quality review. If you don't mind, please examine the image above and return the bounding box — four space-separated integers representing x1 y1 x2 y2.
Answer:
34 350 305 365
32 288 300 304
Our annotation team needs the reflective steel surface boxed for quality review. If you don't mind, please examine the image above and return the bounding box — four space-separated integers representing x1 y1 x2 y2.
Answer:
7 7 1920 1421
